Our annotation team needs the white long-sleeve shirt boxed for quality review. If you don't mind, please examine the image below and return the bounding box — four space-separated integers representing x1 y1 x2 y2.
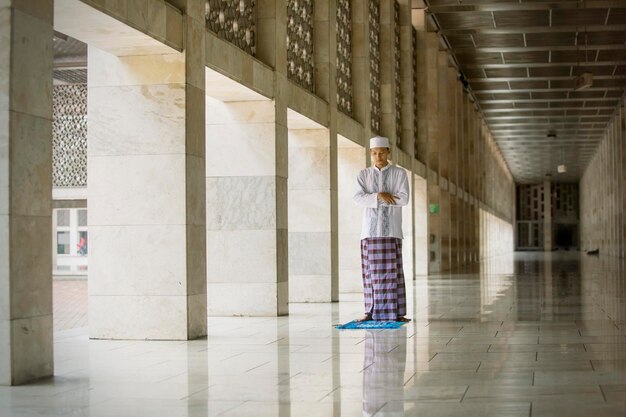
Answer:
353 164 409 239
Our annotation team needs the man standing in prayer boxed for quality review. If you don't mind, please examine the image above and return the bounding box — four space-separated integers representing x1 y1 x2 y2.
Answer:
353 136 410 322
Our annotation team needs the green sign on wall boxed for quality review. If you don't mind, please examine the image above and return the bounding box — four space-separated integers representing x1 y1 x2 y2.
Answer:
429 203 439 214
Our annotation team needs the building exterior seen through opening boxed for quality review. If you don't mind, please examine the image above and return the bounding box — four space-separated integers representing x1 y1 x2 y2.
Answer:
1 1 625 416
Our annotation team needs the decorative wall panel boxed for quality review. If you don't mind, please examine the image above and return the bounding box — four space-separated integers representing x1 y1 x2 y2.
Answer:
394 1 401 147
336 0 352 116
369 0 381 134
205 0 256 56
287 0 315 92
52 84 87 187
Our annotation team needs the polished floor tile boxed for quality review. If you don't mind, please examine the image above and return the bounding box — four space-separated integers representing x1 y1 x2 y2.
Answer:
1 252 626 416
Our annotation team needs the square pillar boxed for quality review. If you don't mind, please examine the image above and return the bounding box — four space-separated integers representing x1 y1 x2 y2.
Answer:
0 1 54 385
288 128 333 302
205 98 289 316
87 42 206 339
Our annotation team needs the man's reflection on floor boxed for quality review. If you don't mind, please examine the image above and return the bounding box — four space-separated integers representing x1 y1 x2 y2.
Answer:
363 328 407 417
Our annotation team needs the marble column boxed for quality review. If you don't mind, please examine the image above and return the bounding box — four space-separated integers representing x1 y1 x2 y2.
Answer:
338 137 366 293
217 0 289 316
288 128 333 302
205 98 288 316
88 40 206 339
0 0 54 385
413 175 428 276
400 167 414 280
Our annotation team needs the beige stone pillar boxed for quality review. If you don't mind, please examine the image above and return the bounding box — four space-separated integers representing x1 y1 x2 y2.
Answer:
219 0 289 315
88 0 206 339
288 128 333 302
543 180 553 252
414 175 428 276
416 24 441 273
438 52 451 272
0 0 54 385
205 98 288 316
338 137 366 293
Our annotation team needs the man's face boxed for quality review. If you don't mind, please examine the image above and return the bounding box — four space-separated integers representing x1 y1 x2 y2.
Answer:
370 147 390 168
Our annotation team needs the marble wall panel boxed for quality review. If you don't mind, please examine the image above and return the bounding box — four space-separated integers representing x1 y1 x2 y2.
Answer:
90 295 189 340
206 176 277 230
9 112 52 217
88 155 186 226
206 97 276 125
288 232 331 276
9 315 53 385
9 216 52 319
400 168 414 278
338 233 363 293
288 147 331 190
207 229 278 284
87 47 184 87
88 85 186 157
289 128 329 148
414 176 428 276
338 144 365 293
205 123 277 177
88 224 187 296
10 9 52 118
289 275 331 303
288 190 331 232
208 282 283 316
337 196 362 232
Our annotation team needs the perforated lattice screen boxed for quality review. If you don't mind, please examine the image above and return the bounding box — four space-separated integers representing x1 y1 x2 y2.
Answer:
52 84 87 188
393 1 402 147
205 0 256 56
287 0 315 92
369 0 381 134
336 0 352 116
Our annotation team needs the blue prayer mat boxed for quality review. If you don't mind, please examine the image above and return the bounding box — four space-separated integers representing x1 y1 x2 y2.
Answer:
335 320 407 330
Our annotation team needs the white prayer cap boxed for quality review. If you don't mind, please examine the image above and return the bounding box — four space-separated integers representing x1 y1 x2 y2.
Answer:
369 135 390 149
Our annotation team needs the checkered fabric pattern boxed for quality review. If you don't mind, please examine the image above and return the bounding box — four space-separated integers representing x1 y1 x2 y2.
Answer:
361 237 407 321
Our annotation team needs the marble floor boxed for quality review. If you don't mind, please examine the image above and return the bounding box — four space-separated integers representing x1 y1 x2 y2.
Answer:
2 251 626 416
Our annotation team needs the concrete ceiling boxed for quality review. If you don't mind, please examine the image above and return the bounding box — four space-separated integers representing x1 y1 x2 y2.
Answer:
422 0 626 183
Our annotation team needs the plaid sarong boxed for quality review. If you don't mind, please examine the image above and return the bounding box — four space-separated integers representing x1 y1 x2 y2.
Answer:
361 237 407 321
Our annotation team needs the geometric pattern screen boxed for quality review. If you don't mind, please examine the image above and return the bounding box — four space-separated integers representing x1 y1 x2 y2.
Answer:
287 0 315 92
369 0 381 135
205 0 256 56
336 0 353 116
394 0 401 147
52 84 87 187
